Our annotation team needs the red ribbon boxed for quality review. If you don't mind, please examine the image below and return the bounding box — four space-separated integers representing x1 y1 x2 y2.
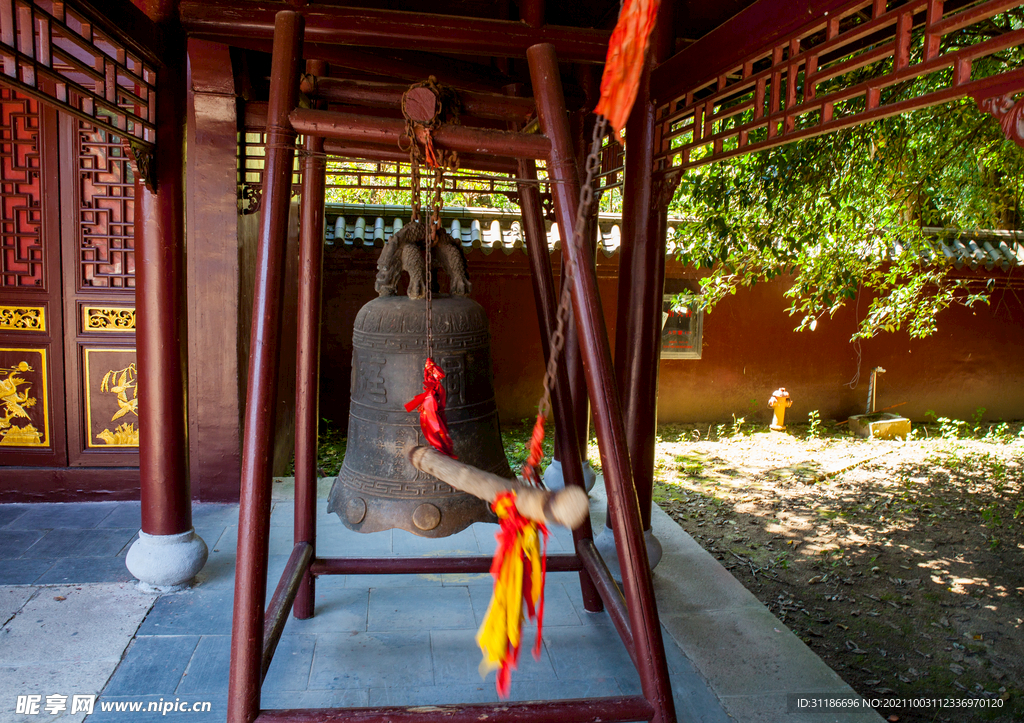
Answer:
405 357 456 458
593 0 661 146
488 491 548 698
521 411 546 487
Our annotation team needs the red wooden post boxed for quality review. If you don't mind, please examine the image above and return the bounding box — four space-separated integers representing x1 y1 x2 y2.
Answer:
527 43 676 723
227 11 303 723
516 157 603 613
614 60 659 534
135 48 189 538
126 0 208 591
293 59 328 621
613 0 675 545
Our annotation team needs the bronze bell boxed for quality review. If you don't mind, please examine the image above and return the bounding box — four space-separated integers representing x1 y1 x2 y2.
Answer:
328 222 513 537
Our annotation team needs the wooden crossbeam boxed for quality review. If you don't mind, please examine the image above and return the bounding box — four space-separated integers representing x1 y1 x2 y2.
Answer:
179 0 610 62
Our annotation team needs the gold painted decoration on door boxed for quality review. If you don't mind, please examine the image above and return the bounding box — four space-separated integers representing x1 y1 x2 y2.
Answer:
82 306 135 332
83 348 139 448
0 349 48 447
0 305 45 331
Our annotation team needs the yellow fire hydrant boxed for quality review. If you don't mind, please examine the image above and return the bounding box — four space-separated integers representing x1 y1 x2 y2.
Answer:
768 388 793 432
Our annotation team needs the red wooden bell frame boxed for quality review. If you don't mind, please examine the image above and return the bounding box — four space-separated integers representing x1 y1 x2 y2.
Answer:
226 11 677 723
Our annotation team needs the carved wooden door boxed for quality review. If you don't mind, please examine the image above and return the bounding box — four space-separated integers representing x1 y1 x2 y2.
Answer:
0 88 66 467
58 115 138 467
0 87 137 471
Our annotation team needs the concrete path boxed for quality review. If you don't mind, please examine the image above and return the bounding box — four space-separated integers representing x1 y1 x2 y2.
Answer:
0 482 884 723
0 583 155 723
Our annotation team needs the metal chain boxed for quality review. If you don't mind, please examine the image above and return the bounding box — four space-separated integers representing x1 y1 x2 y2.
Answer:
425 165 445 360
535 116 608 421
410 156 421 224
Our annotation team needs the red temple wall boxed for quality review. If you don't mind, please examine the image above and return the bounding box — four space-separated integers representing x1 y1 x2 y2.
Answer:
319 249 1024 430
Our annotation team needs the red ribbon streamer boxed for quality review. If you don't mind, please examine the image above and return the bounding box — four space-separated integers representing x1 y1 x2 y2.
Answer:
405 357 456 457
521 411 546 487
487 491 548 698
594 0 661 146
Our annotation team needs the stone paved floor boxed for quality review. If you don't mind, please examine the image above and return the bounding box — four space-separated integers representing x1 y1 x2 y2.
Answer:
0 483 882 723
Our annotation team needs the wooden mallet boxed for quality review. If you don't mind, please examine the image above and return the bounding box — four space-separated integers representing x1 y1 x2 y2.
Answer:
408 445 590 529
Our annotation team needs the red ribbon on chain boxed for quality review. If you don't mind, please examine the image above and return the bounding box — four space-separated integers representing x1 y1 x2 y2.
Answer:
593 0 661 146
521 412 547 487
405 357 456 458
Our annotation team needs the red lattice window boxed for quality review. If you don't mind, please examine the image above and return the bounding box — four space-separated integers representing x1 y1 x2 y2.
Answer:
78 120 133 288
0 86 42 288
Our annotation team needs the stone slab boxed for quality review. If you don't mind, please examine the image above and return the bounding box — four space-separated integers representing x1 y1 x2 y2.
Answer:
103 635 200 696
0 583 154 666
0 503 29 528
430 627 555 685
542 624 638 684
0 530 46 558
0 663 115 722
0 586 34 623
0 583 154 722
177 635 231 696
261 688 369 709
137 587 235 636
281 588 368 634
95 501 142 529
368 683 498 706
308 632 433 689
0 559 52 585
367 586 474 631
35 557 135 585
263 634 317 692
9 502 119 530
19 529 136 559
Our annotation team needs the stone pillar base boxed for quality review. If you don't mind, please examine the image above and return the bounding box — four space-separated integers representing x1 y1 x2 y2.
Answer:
594 524 663 582
542 459 597 492
126 528 208 593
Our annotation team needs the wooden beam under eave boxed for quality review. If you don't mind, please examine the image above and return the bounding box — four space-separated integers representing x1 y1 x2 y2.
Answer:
178 0 610 62
222 37 514 93
299 77 537 124
650 0 851 106
289 107 551 160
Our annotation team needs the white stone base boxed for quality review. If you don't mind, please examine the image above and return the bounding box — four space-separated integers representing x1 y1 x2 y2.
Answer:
542 459 597 492
126 528 208 593
594 524 664 582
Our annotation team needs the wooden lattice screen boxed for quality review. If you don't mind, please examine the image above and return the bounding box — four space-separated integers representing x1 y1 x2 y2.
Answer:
654 0 1024 171
0 0 157 147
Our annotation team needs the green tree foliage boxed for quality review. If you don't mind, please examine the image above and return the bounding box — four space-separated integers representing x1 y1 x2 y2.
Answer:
669 12 1024 341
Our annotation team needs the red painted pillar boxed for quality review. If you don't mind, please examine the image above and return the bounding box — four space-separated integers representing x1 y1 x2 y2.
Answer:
613 61 658 533
528 43 676 723
125 1 207 592
612 0 675 541
293 60 328 621
135 47 190 537
227 12 303 723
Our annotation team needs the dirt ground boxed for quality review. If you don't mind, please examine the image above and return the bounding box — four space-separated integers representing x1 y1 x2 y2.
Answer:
651 421 1024 723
